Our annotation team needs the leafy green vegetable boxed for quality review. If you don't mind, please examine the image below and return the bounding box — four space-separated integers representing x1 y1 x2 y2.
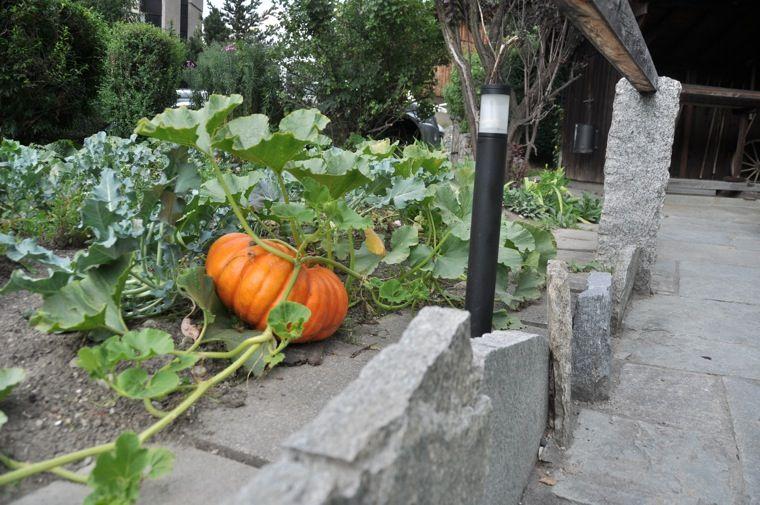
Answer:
268 301 311 341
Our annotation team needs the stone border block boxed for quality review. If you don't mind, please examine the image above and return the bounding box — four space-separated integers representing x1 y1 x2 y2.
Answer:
472 331 549 505
230 307 492 505
572 272 613 402
611 245 640 333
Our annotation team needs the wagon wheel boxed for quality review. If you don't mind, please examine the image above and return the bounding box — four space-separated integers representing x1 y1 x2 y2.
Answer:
742 139 760 183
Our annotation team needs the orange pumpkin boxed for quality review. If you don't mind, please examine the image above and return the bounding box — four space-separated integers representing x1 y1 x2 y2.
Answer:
205 233 348 343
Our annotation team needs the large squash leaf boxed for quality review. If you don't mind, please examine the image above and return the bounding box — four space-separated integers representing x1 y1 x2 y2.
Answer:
30 255 131 335
134 94 243 153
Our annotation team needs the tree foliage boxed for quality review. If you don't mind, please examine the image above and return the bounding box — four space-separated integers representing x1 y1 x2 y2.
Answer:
222 0 271 40
98 23 186 137
279 0 446 142
185 41 283 119
203 6 231 45
77 0 136 23
0 0 107 144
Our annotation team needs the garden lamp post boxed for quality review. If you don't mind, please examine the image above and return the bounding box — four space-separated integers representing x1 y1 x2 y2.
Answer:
465 84 511 338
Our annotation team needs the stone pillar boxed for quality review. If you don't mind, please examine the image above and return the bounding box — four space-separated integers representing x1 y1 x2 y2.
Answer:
597 77 682 294
546 260 574 447
572 272 613 402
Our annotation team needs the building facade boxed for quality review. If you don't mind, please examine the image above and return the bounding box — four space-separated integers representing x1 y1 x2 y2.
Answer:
140 0 203 40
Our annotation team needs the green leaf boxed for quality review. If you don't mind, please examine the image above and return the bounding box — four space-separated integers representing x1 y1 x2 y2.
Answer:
212 110 329 173
123 329 175 358
502 221 535 253
85 432 174 505
301 177 332 208
270 203 316 224
497 247 523 271
0 233 71 270
492 309 523 330
394 143 448 177
30 255 131 335
165 354 199 373
135 94 243 153
353 243 382 275
385 177 427 209
521 222 557 272
176 266 228 329
0 269 72 295
324 201 371 231
383 225 419 265
407 244 434 272
145 448 175 479
278 108 330 144
433 237 469 279
0 410 7 430
268 301 311 341
115 368 180 399
287 148 371 199
201 172 265 203
0 368 25 402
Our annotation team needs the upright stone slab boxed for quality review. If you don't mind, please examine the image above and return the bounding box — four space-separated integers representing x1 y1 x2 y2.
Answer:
611 245 640 333
572 272 613 402
472 331 549 505
546 260 574 447
230 307 492 505
597 77 682 294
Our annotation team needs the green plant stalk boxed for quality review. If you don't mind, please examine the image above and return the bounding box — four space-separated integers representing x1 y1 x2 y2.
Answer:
274 171 303 247
368 288 413 311
183 311 209 353
0 330 274 487
425 204 437 247
345 232 356 292
0 454 87 485
174 332 273 360
208 156 295 264
143 398 168 418
399 229 452 280
301 255 363 280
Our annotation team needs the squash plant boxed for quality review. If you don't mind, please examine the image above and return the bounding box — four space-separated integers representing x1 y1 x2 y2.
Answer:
0 94 556 502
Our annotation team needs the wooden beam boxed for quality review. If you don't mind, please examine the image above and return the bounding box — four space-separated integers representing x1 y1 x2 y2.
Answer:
554 0 658 93
681 84 760 109
668 178 760 192
678 105 694 178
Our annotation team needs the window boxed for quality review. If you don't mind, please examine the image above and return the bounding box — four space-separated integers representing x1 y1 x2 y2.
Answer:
180 0 188 39
141 0 162 27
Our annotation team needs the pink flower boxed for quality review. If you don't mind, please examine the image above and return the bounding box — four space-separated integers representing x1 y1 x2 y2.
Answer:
223 44 236 52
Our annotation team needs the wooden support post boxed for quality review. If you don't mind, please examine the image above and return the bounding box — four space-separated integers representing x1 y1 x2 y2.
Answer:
678 105 693 178
553 0 658 93
731 113 751 178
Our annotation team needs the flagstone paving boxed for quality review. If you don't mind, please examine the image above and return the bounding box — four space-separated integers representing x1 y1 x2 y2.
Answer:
522 194 760 505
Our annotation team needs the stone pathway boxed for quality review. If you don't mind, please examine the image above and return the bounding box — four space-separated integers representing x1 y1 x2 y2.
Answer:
523 194 760 505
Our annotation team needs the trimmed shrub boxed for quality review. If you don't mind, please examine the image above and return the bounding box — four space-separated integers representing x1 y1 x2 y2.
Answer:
98 23 186 136
0 0 107 144
185 41 283 119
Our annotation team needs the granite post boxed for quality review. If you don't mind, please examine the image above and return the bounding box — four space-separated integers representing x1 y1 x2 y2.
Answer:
597 77 682 294
546 260 574 447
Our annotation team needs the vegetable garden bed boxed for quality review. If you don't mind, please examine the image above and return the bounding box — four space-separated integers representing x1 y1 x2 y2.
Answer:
0 94 558 504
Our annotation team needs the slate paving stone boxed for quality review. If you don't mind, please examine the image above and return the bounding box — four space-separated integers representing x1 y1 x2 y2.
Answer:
678 261 760 304
657 239 760 269
595 363 730 435
723 377 760 504
623 294 760 349
615 329 760 381
650 259 678 295
552 410 742 505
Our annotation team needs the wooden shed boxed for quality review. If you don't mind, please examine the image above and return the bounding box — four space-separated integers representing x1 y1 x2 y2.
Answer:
561 0 760 184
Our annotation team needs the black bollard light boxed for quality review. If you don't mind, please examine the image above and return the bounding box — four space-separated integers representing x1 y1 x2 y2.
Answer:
465 84 511 338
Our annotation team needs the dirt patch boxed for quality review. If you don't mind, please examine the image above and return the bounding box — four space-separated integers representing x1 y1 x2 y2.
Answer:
0 264 206 503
